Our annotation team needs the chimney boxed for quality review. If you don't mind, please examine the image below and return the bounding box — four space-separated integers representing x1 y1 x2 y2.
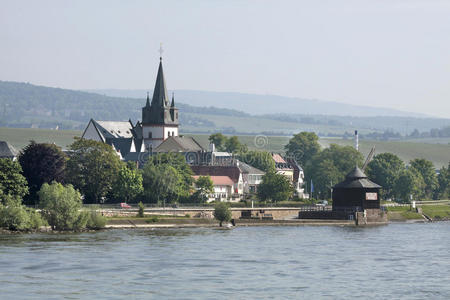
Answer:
354 130 359 151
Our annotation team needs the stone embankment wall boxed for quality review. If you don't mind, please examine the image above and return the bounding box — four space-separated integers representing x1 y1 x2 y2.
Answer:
101 208 300 220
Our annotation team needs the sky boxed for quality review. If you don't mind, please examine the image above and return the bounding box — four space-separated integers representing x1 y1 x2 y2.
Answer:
1 0 449 118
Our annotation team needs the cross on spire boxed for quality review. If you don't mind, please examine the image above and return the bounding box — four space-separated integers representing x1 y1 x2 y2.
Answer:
159 43 163 60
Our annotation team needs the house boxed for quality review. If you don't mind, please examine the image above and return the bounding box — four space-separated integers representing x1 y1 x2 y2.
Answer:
193 175 234 202
190 165 244 201
0 141 19 161
238 161 265 194
154 136 207 165
272 153 294 182
286 157 306 198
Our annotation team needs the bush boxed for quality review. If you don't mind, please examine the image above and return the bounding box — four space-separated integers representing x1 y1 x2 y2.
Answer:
137 201 145 218
0 205 45 231
213 202 232 226
145 216 159 223
86 210 106 229
39 182 84 231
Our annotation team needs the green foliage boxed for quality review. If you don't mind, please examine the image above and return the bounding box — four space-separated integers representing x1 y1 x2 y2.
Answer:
65 137 122 204
305 144 364 199
18 141 67 205
39 182 85 231
142 163 183 204
393 169 425 202
366 153 404 199
0 158 29 205
285 132 321 167
437 163 449 199
237 150 276 172
0 204 45 231
110 164 143 203
149 152 194 194
209 133 228 151
192 176 214 203
225 136 247 153
85 209 106 229
213 202 232 226
137 201 145 218
258 171 293 202
409 158 438 199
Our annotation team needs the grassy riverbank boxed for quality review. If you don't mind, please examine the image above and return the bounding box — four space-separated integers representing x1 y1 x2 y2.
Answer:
386 205 450 221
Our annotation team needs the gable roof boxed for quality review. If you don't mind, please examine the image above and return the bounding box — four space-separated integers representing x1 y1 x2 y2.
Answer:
0 141 18 158
94 120 134 139
272 153 286 164
155 136 204 153
238 161 265 175
191 165 241 183
193 175 234 186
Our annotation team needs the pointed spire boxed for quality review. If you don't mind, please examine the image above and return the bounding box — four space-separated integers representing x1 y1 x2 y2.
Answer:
151 59 169 108
146 91 150 107
171 92 175 107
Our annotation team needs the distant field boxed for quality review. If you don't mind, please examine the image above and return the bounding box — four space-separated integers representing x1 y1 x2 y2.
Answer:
188 134 450 168
1 127 448 168
0 127 81 150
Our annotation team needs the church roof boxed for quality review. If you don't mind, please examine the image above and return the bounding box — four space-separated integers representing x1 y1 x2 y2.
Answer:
0 141 18 158
333 167 381 189
94 120 134 139
151 59 169 108
155 136 205 153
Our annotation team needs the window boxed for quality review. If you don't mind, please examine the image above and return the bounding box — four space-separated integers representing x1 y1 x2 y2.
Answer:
148 132 152 139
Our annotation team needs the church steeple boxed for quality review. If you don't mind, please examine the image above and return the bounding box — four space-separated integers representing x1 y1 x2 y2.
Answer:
145 91 150 107
151 58 169 108
171 92 175 107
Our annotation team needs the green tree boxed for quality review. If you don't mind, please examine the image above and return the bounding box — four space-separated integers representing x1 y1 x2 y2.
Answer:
225 136 244 153
436 163 449 199
110 164 143 203
19 141 67 205
38 182 86 231
238 150 276 172
305 144 363 199
308 159 341 199
65 138 122 204
193 176 214 203
0 158 28 206
142 163 182 205
366 153 404 200
149 152 193 197
213 202 232 227
285 132 321 167
258 171 293 202
393 169 425 202
209 133 228 151
409 158 438 199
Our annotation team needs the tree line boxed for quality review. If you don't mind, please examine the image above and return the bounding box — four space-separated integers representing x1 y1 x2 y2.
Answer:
285 132 449 201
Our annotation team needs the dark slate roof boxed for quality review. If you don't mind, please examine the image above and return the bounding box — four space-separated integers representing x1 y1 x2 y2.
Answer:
334 167 381 189
155 136 204 153
0 141 18 158
151 59 169 109
238 161 265 175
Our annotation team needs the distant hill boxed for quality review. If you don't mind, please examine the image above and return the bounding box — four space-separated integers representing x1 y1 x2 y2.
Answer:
87 89 427 118
1 81 449 136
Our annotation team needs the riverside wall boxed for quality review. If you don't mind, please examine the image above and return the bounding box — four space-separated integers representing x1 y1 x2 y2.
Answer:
101 207 301 220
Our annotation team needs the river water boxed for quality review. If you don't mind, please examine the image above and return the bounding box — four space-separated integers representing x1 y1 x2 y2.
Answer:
1 223 449 299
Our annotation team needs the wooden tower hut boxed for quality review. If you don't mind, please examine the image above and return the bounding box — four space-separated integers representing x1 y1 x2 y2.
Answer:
332 167 381 212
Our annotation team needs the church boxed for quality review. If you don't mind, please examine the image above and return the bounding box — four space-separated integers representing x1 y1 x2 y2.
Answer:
81 55 204 162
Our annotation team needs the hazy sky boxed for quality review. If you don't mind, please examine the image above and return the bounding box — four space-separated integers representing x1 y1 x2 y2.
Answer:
1 0 449 118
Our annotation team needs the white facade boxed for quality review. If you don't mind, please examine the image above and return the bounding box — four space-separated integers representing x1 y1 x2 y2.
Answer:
143 125 178 148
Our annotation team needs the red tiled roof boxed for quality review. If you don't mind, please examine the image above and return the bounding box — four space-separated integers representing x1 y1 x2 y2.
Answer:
272 153 286 164
193 175 234 186
190 165 241 183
